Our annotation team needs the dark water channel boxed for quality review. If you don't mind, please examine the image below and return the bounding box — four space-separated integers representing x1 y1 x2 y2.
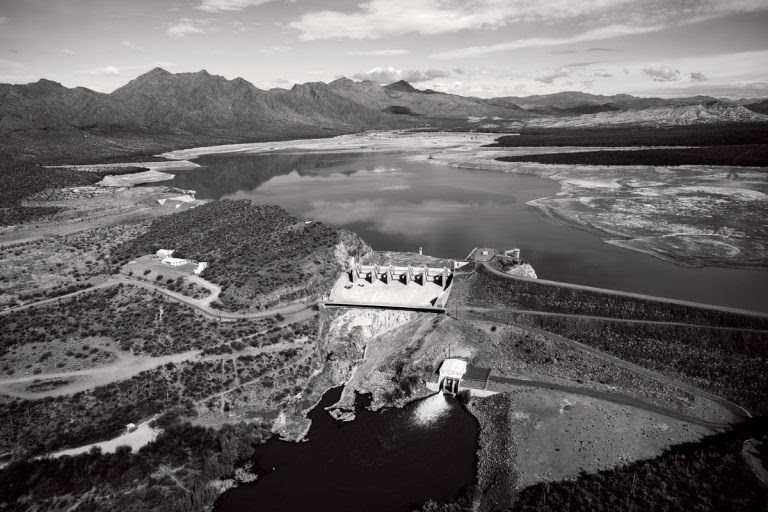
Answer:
213 388 477 512
168 151 768 312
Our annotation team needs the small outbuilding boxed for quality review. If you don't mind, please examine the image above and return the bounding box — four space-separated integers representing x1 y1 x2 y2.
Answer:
162 256 188 266
156 249 175 258
438 358 468 395
194 262 208 275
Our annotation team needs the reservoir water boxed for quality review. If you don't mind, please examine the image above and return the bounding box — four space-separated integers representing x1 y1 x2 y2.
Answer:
213 387 477 512
168 151 768 312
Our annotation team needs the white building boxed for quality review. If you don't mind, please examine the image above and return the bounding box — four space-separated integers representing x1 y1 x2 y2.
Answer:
438 358 467 395
162 256 188 266
156 249 174 258
193 262 208 275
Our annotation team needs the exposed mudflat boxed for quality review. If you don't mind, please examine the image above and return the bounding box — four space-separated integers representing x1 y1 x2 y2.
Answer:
407 137 767 269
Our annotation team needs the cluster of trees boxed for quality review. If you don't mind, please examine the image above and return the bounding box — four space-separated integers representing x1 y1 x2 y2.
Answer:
0 163 148 225
0 369 186 458
0 163 101 207
514 314 768 414
1 344 305 459
1 285 274 356
0 415 271 512
497 144 768 167
164 277 210 299
470 267 768 330
112 200 363 310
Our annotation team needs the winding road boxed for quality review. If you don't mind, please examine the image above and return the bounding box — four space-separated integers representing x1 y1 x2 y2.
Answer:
488 374 733 430
0 342 305 399
1 274 316 324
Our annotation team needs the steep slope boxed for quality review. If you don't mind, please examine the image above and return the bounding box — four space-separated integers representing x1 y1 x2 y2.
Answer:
329 78 529 119
0 79 120 133
743 100 768 115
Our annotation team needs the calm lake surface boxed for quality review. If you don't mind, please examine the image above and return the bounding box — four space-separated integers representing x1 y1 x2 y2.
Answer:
213 388 477 512
169 151 768 312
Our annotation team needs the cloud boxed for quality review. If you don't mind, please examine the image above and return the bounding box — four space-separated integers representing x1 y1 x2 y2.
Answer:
690 72 708 81
353 66 448 84
288 0 643 41
642 65 681 82
121 40 145 52
0 17 7 24
89 66 121 76
197 0 275 12
431 23 669 59
563 61 601 68
259 45 291 55
587 47 623 52
167 19 208 37
535 68 569 84
288 0 768 42
347 49 410 56
62 49 75 56
305 199 475 237
592 71 614 78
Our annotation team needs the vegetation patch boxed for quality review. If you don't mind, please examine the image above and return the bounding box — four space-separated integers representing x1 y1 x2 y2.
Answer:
511 314 768 414
113 200 369 310
0 285 278 358
0 417 270 512
0 223 146 308
0 347 304 458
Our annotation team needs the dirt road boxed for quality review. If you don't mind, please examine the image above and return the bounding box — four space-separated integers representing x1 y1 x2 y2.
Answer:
2 275 316 325
488 374 733 430
0 342 304 399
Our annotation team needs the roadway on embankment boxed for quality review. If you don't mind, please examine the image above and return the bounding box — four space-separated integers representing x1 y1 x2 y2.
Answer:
458 305 768 334
479 261 768 319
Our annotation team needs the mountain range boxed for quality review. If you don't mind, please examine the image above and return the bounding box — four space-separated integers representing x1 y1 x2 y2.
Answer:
1 68 766 163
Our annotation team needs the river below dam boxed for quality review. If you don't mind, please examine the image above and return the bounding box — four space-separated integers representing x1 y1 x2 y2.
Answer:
212 387 478 512
166 150 768 312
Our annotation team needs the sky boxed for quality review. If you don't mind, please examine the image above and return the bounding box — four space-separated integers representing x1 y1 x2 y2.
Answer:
1 0 767 98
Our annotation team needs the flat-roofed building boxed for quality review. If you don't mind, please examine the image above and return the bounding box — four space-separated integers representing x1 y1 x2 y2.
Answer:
162 256 188 266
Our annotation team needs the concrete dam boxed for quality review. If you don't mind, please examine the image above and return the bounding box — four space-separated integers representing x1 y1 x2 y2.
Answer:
324 257 460 311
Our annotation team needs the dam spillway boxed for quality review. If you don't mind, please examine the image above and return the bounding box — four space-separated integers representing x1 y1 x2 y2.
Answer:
324 258 461 311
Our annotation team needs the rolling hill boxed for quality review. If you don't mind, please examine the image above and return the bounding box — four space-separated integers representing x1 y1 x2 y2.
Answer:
0 69 766 164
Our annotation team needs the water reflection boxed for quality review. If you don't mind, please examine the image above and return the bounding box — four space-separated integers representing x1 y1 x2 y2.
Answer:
168 151 768 312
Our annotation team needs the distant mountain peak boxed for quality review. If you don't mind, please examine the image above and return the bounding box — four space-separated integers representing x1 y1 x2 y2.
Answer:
33 78 64 88
145 67 171 77
384 80 420 93
329 77 355 86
